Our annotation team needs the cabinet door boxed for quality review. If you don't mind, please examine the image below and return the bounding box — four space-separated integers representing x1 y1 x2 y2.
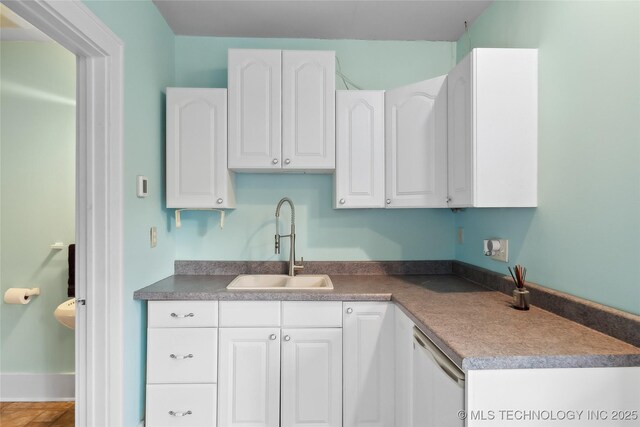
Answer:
385 76 448 208
228 49 282 170
447 53 473 208
334 91 385 209
281 328 342 427
167 88 234 208
218 328 280 427
343 302 394 427
395 306 414 427
282 50 335 170
146 384 216 427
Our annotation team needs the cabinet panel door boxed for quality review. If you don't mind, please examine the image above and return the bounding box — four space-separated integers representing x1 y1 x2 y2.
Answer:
395 306 414 427
218 328 280 427
281 328 342 427
282 50 335 170
343 302 394 427
335 91 385 209
228 49 282 170
447 53 474 207
167 88 234 208
385 76 448 208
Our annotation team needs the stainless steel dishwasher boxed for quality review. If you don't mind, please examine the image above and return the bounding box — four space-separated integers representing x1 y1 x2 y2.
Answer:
412 326 465 427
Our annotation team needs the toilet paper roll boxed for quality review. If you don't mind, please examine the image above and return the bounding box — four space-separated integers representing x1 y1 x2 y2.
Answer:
4 288 39 305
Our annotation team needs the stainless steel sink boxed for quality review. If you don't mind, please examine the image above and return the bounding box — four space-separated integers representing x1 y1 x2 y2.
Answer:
226 274 333 290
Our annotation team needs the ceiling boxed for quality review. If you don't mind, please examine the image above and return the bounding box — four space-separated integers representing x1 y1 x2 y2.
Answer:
153 0 492 41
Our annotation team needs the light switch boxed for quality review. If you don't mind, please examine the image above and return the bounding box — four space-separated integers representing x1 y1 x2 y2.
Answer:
137 176 148 198
150 226 157 248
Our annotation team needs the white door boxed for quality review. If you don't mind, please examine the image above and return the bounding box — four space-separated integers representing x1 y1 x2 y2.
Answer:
281 328 342 427
447 53 474 207
385 76 448 208
395 306 414 427
282 50 335 170
228 49 282 170
218 328 280 427
166 88 234 208
335 91 385 209
343 303 394 427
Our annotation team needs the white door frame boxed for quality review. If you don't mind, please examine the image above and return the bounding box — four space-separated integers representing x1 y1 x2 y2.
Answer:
2 0 124 425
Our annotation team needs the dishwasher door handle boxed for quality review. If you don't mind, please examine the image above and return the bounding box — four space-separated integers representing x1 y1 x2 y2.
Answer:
413 326 465 386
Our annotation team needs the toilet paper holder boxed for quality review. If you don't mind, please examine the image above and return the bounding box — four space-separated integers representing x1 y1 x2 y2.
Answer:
4 288 40 304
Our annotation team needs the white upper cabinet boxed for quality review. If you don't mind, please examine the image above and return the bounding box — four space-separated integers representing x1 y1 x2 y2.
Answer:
228 49 336 172
385 76 448 208
448 48 538 208
282 50 336 171
334 90 385 209
228 49 282 170
166 88 235 208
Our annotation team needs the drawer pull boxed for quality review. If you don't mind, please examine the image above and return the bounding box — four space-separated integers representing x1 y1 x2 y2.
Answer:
168 410 192 417
170 312 195 318
170 353 194 360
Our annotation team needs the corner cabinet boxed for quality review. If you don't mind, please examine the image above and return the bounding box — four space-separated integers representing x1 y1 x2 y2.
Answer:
385 76 448 208
447 48 538 208
228 49 336 172
334 90 385 209
166 88 235 208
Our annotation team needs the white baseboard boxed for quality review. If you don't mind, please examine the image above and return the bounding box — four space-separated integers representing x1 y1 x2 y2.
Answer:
0 373 74 401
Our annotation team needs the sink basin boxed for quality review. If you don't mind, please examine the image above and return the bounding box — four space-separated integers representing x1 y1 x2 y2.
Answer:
227 274 333 290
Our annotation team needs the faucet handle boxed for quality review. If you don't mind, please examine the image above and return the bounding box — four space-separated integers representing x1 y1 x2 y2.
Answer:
294 257 304 270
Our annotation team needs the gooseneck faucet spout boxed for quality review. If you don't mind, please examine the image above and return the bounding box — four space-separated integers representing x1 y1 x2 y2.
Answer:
275 197 303 276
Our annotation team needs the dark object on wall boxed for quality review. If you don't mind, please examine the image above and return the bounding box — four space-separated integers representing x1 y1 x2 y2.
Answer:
68 244 75 298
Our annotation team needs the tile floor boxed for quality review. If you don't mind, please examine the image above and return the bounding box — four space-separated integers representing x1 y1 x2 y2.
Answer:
0 402 74 427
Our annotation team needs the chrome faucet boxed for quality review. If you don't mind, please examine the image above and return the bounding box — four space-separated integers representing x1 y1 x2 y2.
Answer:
275 197 304 276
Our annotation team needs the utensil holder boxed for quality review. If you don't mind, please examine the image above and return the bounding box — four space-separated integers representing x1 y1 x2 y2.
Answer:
512 288 530 310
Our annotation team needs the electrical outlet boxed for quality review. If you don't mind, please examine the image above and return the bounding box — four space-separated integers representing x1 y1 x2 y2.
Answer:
457 227 464 244
150 226 157 248
483 239 508 262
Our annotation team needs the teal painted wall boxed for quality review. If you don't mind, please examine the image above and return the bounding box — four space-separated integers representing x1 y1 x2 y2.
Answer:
454 1 640 315
174 36 457 262
81 1 176 423
1 41 75 374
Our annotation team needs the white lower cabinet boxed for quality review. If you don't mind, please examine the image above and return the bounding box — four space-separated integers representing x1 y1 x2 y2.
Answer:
217 301 343 427
281 328 343 427
395 306 415 427
146 301 219 427
217 328 281 427
343 302 395 427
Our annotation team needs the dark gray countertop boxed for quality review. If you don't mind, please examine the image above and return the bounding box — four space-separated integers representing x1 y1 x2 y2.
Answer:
134 274 640 371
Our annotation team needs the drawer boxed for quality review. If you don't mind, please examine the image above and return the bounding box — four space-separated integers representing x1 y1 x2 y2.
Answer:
282 301 342 327
146 384 216 427
219 301 281 327
148 301 218 328
147 328 217 384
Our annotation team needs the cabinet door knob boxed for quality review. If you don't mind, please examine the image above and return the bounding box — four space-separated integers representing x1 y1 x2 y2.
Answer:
346 307 353 314
217 198 223 204
386 199 391 205
339 198 345 205
169 353 194 360
284 335 291 341
169 410 192 417
284 158 291 165
269 334 277 340
272 158 279 165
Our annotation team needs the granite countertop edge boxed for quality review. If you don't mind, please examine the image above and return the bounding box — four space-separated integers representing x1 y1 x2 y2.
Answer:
134 274 640 372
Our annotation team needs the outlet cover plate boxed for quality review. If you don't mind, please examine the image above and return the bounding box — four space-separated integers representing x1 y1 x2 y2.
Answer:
490 239 508 262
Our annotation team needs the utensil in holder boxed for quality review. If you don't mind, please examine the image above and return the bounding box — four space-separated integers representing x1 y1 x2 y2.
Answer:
512 288 530 310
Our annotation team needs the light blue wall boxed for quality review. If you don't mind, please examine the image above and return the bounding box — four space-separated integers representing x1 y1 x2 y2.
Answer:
1 41 75 374
454 1 640 315
174 36 457 261
81 1 175 423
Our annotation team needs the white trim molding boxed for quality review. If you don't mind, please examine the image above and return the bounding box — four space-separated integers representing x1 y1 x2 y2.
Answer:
0 373 75 402
1 1 124 425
